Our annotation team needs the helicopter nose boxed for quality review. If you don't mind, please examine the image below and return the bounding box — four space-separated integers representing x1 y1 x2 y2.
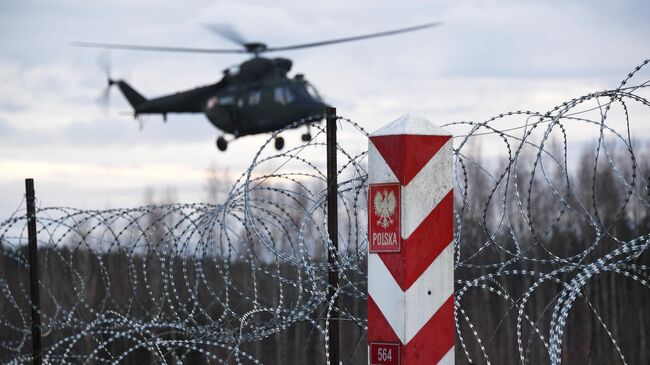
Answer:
314 104 329 119
317 101 331 114
301 101 330 120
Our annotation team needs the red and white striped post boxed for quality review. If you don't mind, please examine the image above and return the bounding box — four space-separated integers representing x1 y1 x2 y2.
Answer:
367 114 454 365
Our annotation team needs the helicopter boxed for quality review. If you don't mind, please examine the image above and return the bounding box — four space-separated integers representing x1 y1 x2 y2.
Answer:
74 22 440 151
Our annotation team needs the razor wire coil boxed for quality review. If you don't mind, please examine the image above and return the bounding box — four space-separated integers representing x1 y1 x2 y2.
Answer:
0 59 649 364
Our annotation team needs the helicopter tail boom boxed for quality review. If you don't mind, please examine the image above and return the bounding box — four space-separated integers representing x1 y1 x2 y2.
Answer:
112 80 223 115
113 80 147 109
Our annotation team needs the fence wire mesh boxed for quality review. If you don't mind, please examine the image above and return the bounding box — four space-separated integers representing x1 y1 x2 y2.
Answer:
1 59 649 364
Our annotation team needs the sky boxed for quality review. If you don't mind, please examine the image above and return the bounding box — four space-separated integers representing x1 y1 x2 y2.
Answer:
1 0 649 217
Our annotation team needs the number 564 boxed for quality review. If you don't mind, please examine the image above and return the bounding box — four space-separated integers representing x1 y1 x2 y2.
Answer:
371 343 399 365
378 347 393 361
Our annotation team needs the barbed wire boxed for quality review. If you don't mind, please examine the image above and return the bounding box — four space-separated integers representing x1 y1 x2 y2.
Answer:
1 59 649 364
447 58 650 365
0 115 370 364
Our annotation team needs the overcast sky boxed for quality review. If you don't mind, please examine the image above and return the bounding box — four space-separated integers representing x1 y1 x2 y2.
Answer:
1 0 649 217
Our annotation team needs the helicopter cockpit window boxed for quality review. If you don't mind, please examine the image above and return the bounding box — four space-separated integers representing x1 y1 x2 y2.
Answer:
218 95 235 106
274 87 296 105
305 84 321 101
249 90 261 105
274 87 284 104
285 88 295 103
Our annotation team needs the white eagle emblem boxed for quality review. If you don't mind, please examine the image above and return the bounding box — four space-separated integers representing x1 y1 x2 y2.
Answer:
374 189 397 228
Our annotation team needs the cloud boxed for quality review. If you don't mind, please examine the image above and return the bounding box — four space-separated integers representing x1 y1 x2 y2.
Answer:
0 115 215 147
0 0 649 218
433 1 650 78
0 100 27 112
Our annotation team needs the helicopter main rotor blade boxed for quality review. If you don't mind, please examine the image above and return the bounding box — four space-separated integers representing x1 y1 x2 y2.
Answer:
265 21 441 52
96 51 112 110
72 41 247 54
204 24 248 47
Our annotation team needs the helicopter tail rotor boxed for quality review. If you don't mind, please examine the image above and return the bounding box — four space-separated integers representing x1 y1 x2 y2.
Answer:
97 50 112 79
96 51 114 110
95 52 143 110
99 78 119 109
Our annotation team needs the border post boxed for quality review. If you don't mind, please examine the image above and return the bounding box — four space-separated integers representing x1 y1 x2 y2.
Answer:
25 178 42 365
367 114 454 364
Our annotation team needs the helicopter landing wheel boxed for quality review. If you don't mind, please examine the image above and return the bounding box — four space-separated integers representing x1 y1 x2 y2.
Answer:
301 132 312 142
216 136 228 151
274 136 285 151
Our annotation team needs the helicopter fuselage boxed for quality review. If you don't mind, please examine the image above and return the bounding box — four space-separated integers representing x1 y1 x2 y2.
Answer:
204 71 327 137
114 57 328 138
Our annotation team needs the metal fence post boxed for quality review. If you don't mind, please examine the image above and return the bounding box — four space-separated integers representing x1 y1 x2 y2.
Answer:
25 178 42 365
326 107 340 365
367 115 455 364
